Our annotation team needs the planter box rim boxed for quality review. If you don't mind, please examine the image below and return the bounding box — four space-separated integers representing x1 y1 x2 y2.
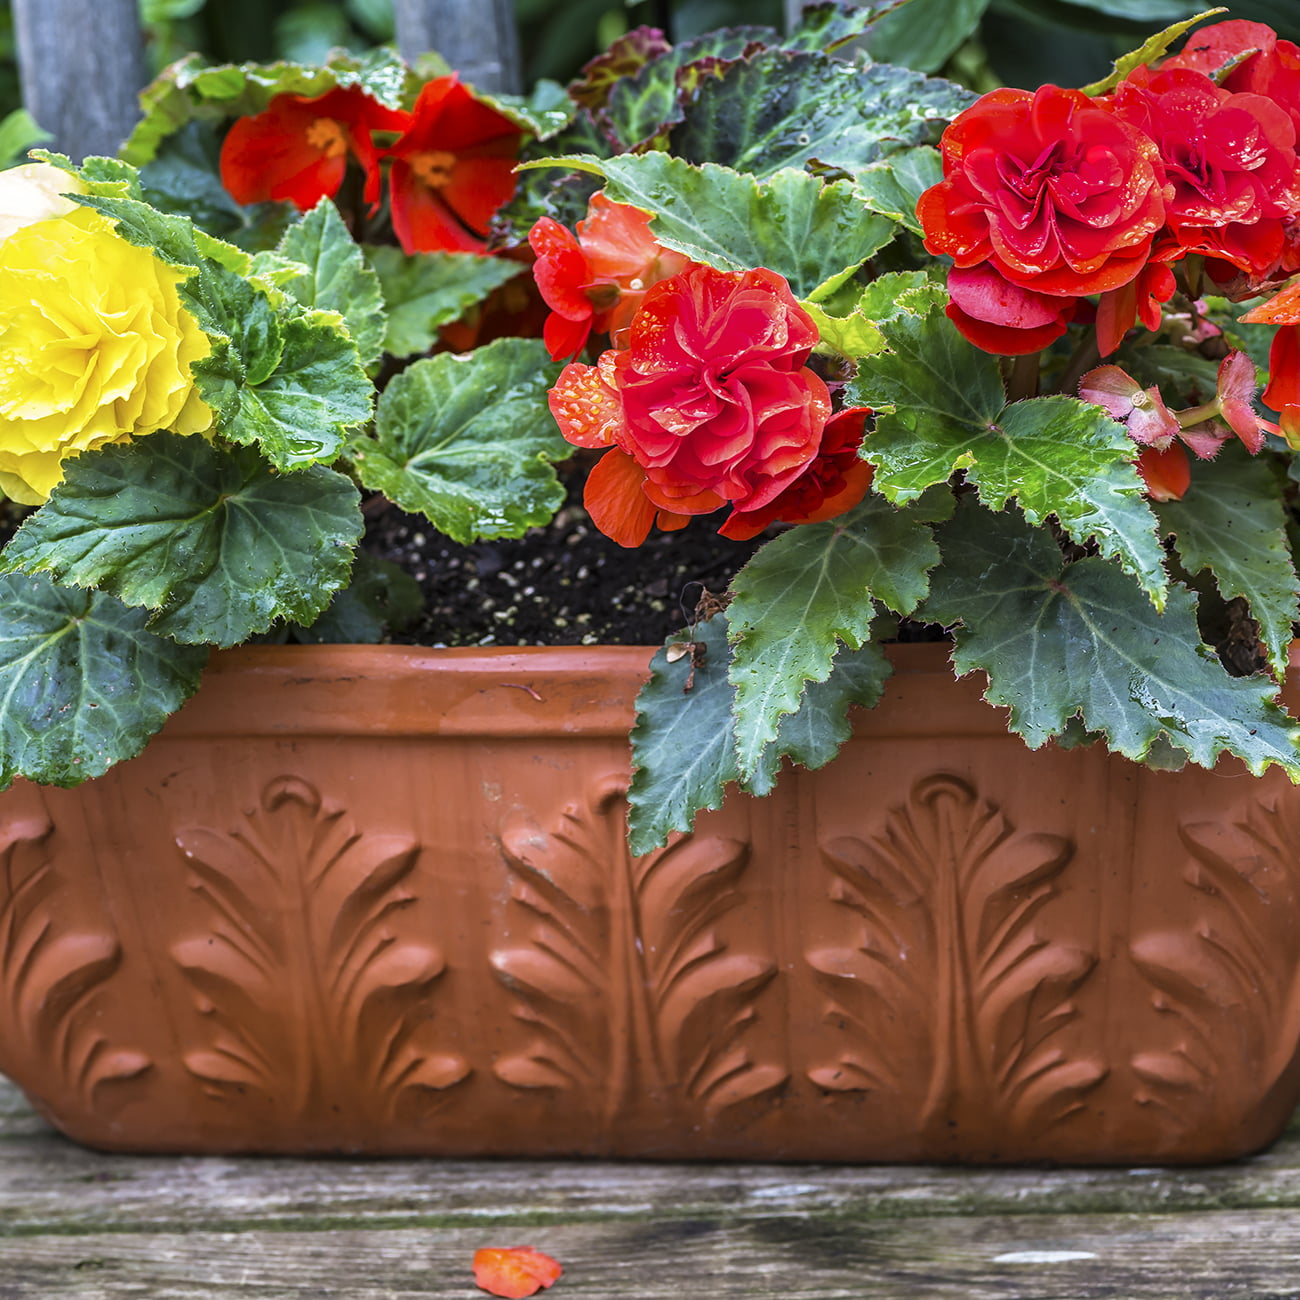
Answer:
166 640 966 740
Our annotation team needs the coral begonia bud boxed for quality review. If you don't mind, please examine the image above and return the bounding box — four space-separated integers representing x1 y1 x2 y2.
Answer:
1136 443 1191 501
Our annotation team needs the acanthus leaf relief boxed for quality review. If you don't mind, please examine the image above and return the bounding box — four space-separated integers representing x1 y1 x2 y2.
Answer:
0 811 150 1106
491 774 786 1129
808 774 1103 1141
1131 795 1300 1130
172 775 468 1125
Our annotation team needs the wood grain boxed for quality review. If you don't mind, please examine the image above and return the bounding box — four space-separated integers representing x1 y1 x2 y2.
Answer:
10 0 145 160
393 0 520 93
3 1212 1300 1299
5 1079 1299 1298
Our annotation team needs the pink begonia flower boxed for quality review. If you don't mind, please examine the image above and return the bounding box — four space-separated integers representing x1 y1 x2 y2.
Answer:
1079 365 1180 447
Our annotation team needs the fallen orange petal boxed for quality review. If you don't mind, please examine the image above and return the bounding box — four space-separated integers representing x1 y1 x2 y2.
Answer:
473 1246 563 1298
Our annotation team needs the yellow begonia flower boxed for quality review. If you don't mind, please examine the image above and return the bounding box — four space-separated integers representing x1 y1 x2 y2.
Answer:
0 161 85 243
0 206 212 503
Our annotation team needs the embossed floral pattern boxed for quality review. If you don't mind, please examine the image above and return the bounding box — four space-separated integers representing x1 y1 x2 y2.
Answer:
1130 794 1300 1135
808 775 1104 1144
0 810 149 1108
491 774 785 1132
172 776 467 1129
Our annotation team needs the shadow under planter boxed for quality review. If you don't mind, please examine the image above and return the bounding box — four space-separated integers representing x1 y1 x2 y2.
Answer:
0 641 1297 1163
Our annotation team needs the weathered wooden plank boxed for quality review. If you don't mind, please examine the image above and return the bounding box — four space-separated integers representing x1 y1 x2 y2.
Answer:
4 1211 1300 1299
393 0 521 93
10 0 145 161
4 1125 1300 1233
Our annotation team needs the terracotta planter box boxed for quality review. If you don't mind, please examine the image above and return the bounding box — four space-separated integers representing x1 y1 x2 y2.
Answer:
1 641 1298 1162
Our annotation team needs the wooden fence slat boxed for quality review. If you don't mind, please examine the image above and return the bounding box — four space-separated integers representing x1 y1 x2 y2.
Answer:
10 0 145 162
394 0 521 94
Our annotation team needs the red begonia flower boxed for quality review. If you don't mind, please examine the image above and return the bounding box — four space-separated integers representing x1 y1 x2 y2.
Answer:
1110 65 1300 277
529 217 597 361
719 407 875 540
611 264 829 516
472 1246 562 1299
387 75 521 254
529 194 691 361
944 262 1076 355
549 264 836 546
1262 322 1300 443
1170 20 1300 153
582 445 662 547
220 86 410 212
548 355 626 449
1095 261 1177 357
1164 19 1278 80
917 84 1167 299
579 194 691 344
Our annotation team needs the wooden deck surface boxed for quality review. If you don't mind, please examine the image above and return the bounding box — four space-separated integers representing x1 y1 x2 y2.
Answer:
3 1079 1300 1298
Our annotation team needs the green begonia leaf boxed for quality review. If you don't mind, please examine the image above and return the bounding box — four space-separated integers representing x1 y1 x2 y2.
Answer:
784 1 908 52
0 109 49 168
562 154 895 300
863 0 990 73
73 188 372 470
854 146 943 235
747 634 894 798
727 489 949 781
627 609 897 852
850 309 1168 606
603 29 775 150
852 269 947 321
215 310 373 463
350 338 568 544
0 573 208 787
476 80 573 139
364 245 524 357
805 269 946 350
279 201 386 370
0 434 363 648
1079 9 1227 95
805 301 887 359
1157 446 1300 677
628 615 738 856
285 552 423 645
919 500 1300 778
670 51 973 177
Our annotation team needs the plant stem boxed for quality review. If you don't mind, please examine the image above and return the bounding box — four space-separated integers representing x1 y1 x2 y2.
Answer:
1056 335 1101 398
1008 351 1041 402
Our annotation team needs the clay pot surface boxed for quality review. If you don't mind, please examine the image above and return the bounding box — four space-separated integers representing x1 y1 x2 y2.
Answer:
1 641 1299 1162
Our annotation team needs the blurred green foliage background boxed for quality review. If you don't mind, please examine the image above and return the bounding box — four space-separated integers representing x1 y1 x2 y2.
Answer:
0 0 1299 116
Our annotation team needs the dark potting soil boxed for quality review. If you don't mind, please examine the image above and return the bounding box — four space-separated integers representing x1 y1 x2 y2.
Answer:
364 488 763 648
361 463 956 650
